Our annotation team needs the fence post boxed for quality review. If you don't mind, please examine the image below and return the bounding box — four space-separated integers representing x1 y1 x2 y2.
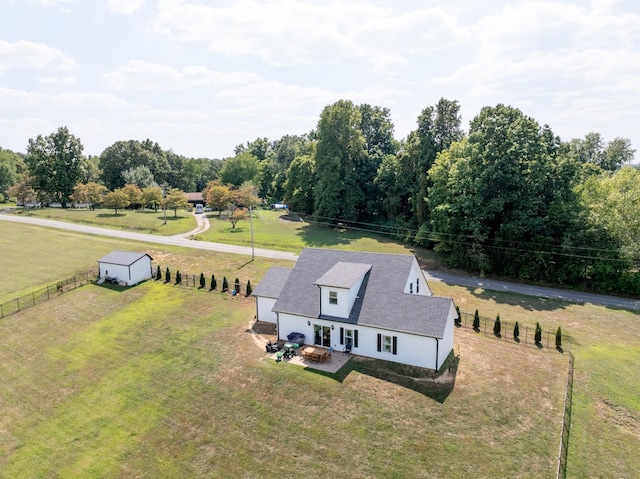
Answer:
1 303 3 318
32 291 36 307
16 297 20 311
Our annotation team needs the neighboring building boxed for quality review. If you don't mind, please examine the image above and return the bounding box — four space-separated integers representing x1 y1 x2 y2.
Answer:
252 248 458 371
184 192 205 206
97 250 153 286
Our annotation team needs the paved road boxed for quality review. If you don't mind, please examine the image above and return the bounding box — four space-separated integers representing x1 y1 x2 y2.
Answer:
424 271 640 311
0 213 298 261
2 213 638 310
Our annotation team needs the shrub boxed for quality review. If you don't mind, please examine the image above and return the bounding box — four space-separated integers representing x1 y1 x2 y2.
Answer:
534 322 542 344
555 326 562 348
514 321 520 341
493 314 501 336
210 274 217 291
246 280 252 296
234 278 241 294
199 272 206 289
175 270 181 285
455 305 461 326
156 265 161 281
222 277 228 292
165 268 171 283
473 309 480 331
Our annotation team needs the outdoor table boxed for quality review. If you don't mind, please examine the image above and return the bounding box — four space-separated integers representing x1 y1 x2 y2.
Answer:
284 342 294 349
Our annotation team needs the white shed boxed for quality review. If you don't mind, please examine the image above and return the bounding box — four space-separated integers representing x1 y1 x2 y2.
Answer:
98 250 153 286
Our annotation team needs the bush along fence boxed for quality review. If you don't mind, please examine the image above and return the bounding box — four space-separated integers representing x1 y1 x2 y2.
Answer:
557 352 575 479
154 265 253 297
456 308 570 351
0 270 97 320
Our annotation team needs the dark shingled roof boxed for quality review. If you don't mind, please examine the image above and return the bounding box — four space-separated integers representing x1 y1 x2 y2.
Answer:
271 248 453 339
98 250 152 266
314 262 372 288
252 266 291 298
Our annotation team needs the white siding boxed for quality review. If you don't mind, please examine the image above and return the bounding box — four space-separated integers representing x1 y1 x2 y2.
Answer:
256 297 277 323
436 302 457 368
319 287 350 318
404 258 433 296
354 326 439 369
99 257 151 286
278 313 316 344
99 264 129 282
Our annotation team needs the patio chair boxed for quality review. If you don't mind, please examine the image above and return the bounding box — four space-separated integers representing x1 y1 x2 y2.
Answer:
326 347 333 362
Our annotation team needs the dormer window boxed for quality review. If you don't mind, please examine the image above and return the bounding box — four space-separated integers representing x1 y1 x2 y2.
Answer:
329 291 338 305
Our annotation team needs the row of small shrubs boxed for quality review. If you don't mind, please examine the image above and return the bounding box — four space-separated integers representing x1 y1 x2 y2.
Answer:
154 266 252 296
455 305 563 348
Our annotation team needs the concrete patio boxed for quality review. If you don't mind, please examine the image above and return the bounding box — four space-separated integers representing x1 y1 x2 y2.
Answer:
269 348 351 373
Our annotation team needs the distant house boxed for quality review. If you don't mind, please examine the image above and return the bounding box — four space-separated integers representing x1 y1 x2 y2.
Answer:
252 248 458 371
184 192 205 206
97 250 153 286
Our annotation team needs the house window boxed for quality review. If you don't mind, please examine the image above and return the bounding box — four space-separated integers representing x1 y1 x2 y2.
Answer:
382 335 392 353
340 327 359 348
377 333 397 355
416 278 419 294
409 283 413 294
329 291 338 305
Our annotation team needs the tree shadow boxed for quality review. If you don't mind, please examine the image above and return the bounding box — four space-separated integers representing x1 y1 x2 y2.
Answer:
96 213 124 218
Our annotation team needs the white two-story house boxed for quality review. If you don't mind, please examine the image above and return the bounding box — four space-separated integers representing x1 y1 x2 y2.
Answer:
252 248 457 371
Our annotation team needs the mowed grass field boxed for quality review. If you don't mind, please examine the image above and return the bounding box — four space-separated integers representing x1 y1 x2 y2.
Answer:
13 207 195 236
0 222 639 477
1 281 566 478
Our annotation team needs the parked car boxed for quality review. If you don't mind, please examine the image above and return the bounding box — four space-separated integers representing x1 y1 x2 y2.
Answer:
286 332 305 347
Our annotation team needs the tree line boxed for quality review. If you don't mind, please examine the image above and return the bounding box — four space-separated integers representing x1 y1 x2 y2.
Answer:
0 99 637 295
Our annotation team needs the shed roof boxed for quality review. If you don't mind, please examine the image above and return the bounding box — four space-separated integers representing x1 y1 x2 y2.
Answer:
271 248 454 339
98 250 153 266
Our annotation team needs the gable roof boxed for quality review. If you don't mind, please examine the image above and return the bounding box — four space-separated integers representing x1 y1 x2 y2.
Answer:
252 266 292 299
272 248 454 339
98 250 152 266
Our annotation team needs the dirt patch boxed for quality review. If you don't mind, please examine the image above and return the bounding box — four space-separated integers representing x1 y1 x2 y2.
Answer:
595 398 640 439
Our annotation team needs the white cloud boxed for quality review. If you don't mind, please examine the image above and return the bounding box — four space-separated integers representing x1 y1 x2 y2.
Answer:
38 75 77 85
0 88 47 108
150 0 468 72
106 0 145 14
104 61 262 90
49 92 131 109
0 40 76 73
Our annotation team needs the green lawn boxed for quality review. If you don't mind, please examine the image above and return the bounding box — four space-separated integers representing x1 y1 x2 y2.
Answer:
199 210 444 267
1 222 638 477
0 281 567 478
13 206 195 236
0 221 292 303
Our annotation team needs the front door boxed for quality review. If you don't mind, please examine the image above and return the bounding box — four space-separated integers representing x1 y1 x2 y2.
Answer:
314 325 331 347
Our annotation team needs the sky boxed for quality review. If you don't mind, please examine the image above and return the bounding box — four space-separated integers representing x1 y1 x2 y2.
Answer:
1 0 639 161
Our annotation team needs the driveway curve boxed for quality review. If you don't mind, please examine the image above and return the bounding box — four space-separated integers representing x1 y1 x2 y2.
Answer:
2 213 638 310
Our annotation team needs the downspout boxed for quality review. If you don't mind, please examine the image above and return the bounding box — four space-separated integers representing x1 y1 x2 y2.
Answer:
317 284 321 317
254 296 259 321
276 312 280 341
435 338 439 371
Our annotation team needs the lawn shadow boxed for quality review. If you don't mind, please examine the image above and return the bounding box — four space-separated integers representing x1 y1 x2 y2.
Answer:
312 353 459 403
96 213 124 218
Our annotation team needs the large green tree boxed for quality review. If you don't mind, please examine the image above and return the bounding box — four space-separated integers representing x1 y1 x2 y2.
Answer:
100 139 170 190
284 154 316 213
313 100 365 221
219 152 260 187
26 126 84 207
428 105 556 275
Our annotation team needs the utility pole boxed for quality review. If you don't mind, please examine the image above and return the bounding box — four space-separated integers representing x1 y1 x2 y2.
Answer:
250 204 254 260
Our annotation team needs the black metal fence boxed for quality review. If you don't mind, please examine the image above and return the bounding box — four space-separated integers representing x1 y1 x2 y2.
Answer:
0 270 97 319
557 352 575 479
457 310 570 350
155 267 252 297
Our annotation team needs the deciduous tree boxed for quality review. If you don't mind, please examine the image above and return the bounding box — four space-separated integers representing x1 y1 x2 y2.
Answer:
26 126 84 207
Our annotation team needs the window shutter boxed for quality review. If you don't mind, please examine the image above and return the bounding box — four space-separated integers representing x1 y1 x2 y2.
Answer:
392 336 397 355
354 329 359 348
340 327 344 345
377 333 382 352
